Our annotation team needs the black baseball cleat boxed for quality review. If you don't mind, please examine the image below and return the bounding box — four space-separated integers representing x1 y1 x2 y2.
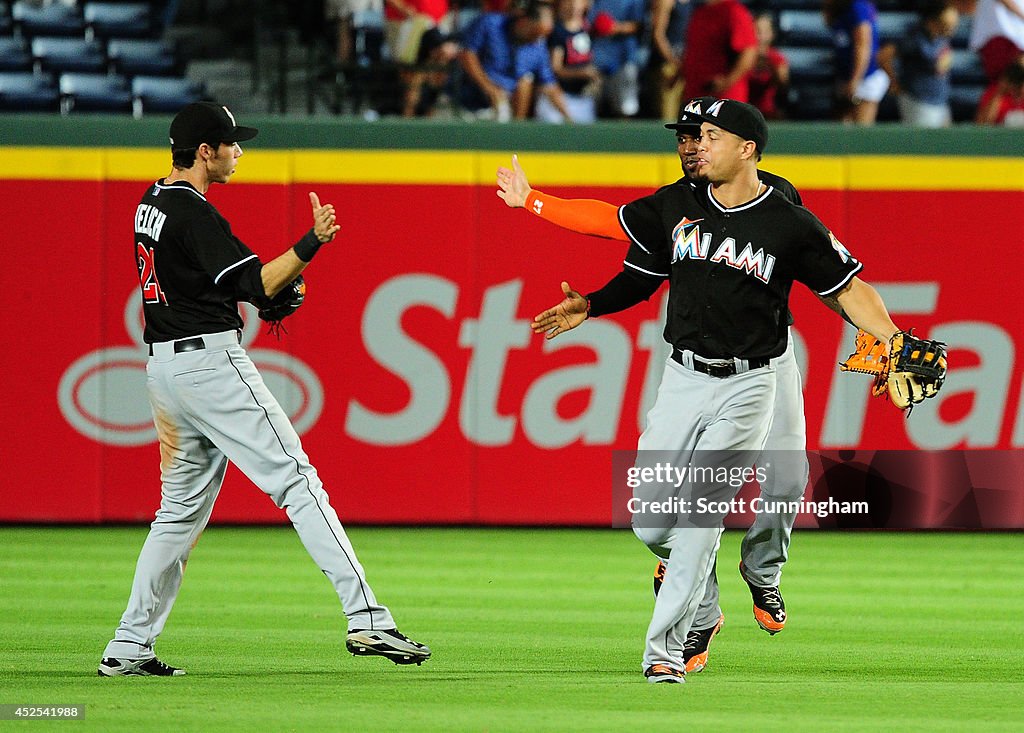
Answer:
653 560 666 596
740 563 787 635
346 628 431 665
683 614 724 673
644 664 685 684
98 657 185 677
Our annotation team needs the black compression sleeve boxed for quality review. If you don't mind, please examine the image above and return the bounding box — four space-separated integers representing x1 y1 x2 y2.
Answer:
586 269 664 317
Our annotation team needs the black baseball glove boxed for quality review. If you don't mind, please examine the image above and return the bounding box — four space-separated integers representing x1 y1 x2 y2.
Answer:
257 275 305 337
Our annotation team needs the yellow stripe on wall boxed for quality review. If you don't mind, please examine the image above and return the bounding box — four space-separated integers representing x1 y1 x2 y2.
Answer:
1 147 1022 190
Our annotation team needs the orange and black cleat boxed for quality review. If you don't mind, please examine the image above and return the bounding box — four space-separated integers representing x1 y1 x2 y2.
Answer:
644 663 685 684
740 563 786 635
683 614 724 673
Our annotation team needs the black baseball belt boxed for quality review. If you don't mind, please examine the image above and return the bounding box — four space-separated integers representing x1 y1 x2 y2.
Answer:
148 330 242 356
671 348 770 379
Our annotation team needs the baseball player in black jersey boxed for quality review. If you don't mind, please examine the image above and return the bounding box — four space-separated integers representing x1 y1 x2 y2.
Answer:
498 97 851 674
501 99 900 683
98 102 430 677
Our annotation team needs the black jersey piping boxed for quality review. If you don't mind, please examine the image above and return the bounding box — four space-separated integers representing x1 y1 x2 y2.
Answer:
225 351 380 630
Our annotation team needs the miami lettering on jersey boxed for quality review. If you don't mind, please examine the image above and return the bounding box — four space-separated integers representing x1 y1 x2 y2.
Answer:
671 216 776 284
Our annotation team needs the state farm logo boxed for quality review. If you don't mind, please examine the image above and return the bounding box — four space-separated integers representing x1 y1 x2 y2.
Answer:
58 290 323 446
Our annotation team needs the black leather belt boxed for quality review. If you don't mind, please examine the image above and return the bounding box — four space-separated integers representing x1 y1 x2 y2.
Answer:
671 349 770 378
147 331 241 356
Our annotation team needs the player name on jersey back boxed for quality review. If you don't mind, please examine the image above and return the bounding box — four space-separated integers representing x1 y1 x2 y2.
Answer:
135 204 167 242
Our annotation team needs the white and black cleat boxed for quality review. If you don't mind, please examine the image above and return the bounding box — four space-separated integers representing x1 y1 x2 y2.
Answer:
346 628 431 666
98 657 185 677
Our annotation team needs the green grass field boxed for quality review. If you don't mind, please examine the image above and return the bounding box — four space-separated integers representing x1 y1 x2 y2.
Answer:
0 527 1021 731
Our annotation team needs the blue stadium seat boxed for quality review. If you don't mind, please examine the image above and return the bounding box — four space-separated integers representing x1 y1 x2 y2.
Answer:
131 75 203 117
787 82 834 121
949 83 985 123
32 36 106 74
778 46 835 84
777 10 832 48
59 71 132 114
84 2 153 41
0 36 31 72
0 70 58 111
950 49 988 86
1 2 11 35
12 0 84 37
108 38 179 76
877 11 918 45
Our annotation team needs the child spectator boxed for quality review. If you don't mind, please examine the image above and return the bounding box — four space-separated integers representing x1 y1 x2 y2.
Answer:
824 0 888 124
976 54 1024 124
885 1 959 128
748 11 789 119
537 0 602 122
589 0 644 117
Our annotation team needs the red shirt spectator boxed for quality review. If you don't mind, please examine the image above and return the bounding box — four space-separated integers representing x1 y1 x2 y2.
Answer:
681 0 758 102
976 59 1024 124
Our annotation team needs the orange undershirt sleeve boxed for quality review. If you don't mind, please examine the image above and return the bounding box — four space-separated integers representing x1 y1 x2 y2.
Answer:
524 190 629 242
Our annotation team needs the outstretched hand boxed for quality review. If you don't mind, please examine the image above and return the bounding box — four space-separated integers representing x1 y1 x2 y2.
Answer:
531 281 588 340
309 191 341 243
496 154 532 208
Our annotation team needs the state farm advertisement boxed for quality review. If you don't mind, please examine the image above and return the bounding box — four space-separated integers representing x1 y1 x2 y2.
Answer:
3 177 1022 526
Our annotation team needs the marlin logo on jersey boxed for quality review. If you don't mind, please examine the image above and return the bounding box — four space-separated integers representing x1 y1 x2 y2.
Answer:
671 217 709 260
671 216 776 284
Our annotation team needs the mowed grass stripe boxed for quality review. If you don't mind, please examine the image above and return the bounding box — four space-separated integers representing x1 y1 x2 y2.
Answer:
0 528 1020 732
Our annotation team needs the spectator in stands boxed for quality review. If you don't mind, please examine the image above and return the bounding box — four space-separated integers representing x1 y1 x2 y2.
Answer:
458 0 573 121
824 0 888 124
384 0 449 65
649 0 692 120
537 0 602 123
327 0 384 64
969 0 1024 83
589 0 644 117
402 27 461 116
680 0 758 103
748 11 789 120
976 53 1024 123
881 0 958 128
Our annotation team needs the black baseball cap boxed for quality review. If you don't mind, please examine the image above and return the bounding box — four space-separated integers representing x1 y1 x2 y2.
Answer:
664 96 717 133
169 102 258 151
687 98 769 153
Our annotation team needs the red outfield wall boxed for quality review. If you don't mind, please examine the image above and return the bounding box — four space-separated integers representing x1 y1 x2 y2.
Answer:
2 169 1023 526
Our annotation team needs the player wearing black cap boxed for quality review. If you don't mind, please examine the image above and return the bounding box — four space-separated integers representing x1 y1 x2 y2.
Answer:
99 102 430 677
499 99 901 683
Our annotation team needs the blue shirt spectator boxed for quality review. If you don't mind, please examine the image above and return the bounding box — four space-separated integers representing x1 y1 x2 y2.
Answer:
462 12 556 94
590 0 644 75
828 0 880 79
900 22 952 104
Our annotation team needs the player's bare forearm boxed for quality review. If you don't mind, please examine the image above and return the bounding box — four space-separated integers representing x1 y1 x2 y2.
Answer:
834 277 898 341
816 292 854 326
531 281 588 340
262 249 307 298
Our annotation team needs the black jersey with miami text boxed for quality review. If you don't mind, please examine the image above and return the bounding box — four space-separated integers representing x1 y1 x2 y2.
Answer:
618 181 861 360
134 179 268 343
